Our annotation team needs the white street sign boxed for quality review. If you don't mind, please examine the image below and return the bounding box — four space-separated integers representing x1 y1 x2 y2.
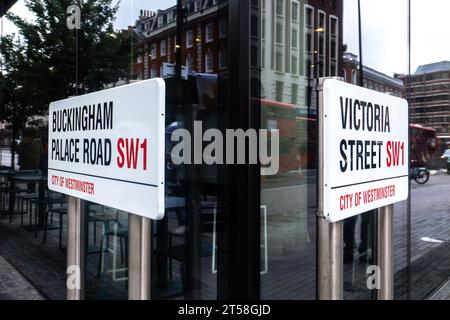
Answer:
48 79 165 220
322 79 409 223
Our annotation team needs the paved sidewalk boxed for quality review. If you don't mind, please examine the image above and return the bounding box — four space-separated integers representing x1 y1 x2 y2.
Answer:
429 278 450 300
0 255 44 300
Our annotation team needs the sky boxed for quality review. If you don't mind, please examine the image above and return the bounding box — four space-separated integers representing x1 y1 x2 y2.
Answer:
2 0 450 77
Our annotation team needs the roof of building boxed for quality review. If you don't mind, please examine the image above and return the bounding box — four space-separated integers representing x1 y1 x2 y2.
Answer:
415 61 450 75
363 65 404 88
344 52 403 88
134 0 220 39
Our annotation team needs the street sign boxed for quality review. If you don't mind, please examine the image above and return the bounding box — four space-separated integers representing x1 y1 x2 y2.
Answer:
48 78 165 220
321 79 409 223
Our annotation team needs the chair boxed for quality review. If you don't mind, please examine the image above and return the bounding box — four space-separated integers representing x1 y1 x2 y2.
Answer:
156 201 218 286
42 194 68 249
97 218 128 282
7 170 42 223
43 207 67 249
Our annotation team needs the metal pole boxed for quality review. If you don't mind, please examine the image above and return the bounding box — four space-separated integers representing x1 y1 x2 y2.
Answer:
406 0 412 301
66 196 86 300
377 204 394 300
357 0 364 86
128 214 152 300
317 77 344 300
175 0 184 78
318 219 344 299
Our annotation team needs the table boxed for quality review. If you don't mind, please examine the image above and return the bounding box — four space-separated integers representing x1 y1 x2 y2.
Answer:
11 173 52 233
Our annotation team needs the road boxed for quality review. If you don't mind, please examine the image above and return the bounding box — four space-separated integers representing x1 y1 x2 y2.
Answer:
394 173 450 269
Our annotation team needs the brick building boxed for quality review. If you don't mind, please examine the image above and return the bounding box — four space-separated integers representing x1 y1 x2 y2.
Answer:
132 0 227 79
259 0 343 109
132 0 343 111
397 61 450 137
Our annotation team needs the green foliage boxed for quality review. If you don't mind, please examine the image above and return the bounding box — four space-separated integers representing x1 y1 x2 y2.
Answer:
0 0 131 129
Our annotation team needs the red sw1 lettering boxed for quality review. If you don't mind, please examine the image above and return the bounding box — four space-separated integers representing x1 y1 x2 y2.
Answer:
117 138 148 170
386 141 405 168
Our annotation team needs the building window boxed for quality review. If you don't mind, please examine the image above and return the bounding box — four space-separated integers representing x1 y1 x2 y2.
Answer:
276 23 283 44
262 17 266 40
167 11 174 23
262 46 265 69
329 16 339 76
219 47 228 70
205 50 214 72
150 44 157 60
160 40 166 57
306 33 312 53
292 29 298 48
136 55 143 64
291 83 298 105
276 81 284 101
205 23 214 43
157 15 163 28
150 65 157 78
330 16 338 36
305 6 314 27
276 51 283 72
276 0 284 16
186 30 194 48
292 1 299 21
186 53 194 70
219 19 227 38
351 70 357 85
330 63 336 77
304 6 314 56
318 11 326 57
251 14 258 38
330 40 337 60
291 56 298 75
194 0 202 12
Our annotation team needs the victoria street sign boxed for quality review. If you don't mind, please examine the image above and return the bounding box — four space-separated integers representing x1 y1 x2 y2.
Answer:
321 79 409 223
48 79 165 220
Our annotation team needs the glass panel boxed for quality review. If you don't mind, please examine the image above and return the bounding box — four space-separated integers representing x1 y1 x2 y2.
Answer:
405 0 450 300
0 0 138 300
342 0 408 300
135 0 227 300
85 206 129 300
258 0 344 300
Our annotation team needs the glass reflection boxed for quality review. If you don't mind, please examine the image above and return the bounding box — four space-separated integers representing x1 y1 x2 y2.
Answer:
133 0 226 300
258 0 343 300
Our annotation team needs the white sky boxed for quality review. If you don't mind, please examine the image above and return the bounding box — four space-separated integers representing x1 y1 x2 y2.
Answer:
2 0 450 77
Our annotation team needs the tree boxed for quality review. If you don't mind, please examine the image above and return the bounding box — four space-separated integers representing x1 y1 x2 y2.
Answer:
0 0 131 130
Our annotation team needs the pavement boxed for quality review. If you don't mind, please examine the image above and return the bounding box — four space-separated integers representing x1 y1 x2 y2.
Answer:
0 255 44 300
0 156 449 300
429 278 450 300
